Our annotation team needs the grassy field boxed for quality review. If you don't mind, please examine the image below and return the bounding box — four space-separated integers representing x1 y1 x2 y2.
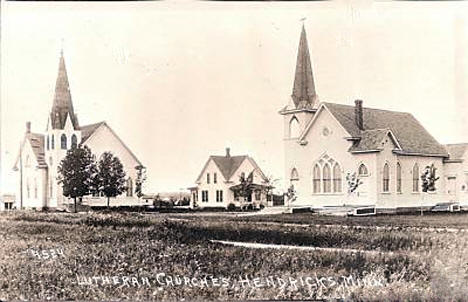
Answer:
1 211 468 301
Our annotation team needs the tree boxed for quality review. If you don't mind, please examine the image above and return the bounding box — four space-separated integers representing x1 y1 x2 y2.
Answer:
57 145 97 213
237 172 254 202
286 184 297 206
420 163 440 215
134 165 147 198
346 172 363 194
96 152 127 208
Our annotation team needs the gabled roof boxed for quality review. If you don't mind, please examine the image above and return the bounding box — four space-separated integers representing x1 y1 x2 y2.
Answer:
445 143 468 161
13 133 47 170
80 122 106 142
348 128 400 152
211 155 248 181
291 25 318 110
50 52 79 130
301 102 448 157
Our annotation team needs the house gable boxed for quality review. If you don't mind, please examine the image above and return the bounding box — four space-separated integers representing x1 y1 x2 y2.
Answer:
195 157 228 184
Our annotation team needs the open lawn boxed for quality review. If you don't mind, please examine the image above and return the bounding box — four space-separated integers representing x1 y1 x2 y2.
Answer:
1 211 468 301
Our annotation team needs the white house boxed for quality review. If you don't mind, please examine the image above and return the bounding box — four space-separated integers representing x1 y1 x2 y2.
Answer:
190 148 271 209
280 26 468 210
13 51 143 210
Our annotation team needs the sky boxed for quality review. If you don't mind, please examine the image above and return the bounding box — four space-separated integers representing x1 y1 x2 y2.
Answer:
1 0 467 195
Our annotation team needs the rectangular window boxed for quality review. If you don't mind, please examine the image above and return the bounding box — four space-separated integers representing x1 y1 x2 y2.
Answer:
207 173 210 184
216 190 223 202
202 190 209 202
214 173 217 184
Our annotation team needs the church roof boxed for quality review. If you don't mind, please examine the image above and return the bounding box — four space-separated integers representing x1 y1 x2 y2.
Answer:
80 122 106 142
321 102 448 157
27 133 47 168
445 143 468 161
50 52 79 130
291 25 317 110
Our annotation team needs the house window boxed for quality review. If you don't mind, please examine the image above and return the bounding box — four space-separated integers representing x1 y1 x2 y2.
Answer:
313 164 321 193
289 117 300 138
71 134 77 149
61 134 67 149
207 173 210 184
413 163 420 192
255 190 261 201
383 163 390 192
358 164 368 176
202 190 209 202
216 190 223 202
323 164 331 193
396 162 402 193
51 135 55 149
214 173 217 184
47 136 50 150
333 164 342 193
126 178 133 197
291 168 299 181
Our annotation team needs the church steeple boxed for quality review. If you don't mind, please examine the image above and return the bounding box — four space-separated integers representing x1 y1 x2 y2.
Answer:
291 25 318 109
50 50 79 130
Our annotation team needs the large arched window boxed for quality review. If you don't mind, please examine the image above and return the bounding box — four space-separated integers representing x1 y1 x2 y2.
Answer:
291 168 299 181
61 134 67 149
358 163 369 176
333 164 342 193
71 134 78 149
289 117 300 138
396 162 402 193
127 178 133 197
51 135 55 149
323 164 332 193
383 163 390 192
413 163 420 192
313 164 321 193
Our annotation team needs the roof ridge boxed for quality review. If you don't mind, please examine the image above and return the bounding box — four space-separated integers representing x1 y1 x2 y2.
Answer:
324 102 413 115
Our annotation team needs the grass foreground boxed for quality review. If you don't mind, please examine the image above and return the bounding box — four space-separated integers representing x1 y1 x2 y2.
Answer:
1 211 468 301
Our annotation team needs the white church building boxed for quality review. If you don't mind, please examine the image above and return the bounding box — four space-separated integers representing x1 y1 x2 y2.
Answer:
281 26 468 210
13 52 143 210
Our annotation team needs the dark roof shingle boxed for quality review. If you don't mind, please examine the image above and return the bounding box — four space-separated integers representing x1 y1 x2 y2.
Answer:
27 133 47 167
445 144 468 161
211 155 248 181
80 122 105 142
324 102 448 156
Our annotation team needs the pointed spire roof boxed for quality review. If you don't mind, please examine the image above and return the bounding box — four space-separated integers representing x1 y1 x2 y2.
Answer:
50 50 79 130
291 25 317 109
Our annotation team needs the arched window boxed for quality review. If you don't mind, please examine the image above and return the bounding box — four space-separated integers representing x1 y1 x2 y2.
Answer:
47 136 50 150
396 162 402 193
61 134 67 149
71 134 77 149
323 164 331 193
51 135 55 149
127 178 133 197
383 163 390 192
313 164 321 193
289 117 300 138
291 168 299 181
333 163 342 193
358 163 368 176
413 163 419 192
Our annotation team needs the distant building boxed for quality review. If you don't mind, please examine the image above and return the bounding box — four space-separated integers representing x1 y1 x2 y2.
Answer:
1 194 15 211
280 26 468 209
190 148 271 209
13 51 143 210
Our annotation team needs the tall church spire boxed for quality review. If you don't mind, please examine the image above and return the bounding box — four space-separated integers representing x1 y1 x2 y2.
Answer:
291 25 317 109
50 50 79 130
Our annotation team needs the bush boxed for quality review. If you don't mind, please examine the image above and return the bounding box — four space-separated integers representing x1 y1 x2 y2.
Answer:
227 203 236 211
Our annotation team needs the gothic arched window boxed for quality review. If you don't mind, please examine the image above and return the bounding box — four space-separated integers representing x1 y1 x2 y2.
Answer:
323 164 332 193
291 168 299 181
358 163 369 176
413 163 419 192
313 164 321 193
396 162 402 193
383 163 390 192
71 134 77 149
289 117 300 138
61 134 67 149
51 135 55 149
333 163 342 193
